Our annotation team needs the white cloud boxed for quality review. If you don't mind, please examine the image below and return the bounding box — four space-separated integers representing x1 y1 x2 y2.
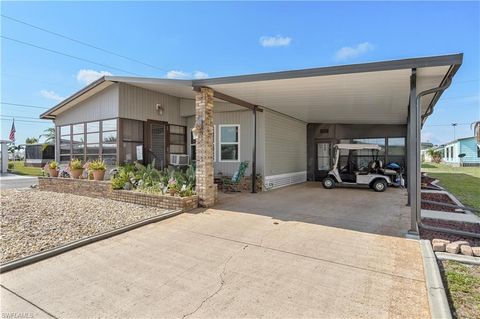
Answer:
193 71 209 79
40 90 64 102
166 70 209 79
259 35 292 47
166 70 190 79
76 69 113 85
335 42 374 61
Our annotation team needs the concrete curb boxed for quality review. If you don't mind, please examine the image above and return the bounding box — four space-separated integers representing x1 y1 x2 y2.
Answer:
0 209 182 274
435 252 480 266
419 240 452 319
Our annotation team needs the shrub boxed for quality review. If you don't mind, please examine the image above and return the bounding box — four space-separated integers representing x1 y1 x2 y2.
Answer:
8 162 13 170
110 162 196 196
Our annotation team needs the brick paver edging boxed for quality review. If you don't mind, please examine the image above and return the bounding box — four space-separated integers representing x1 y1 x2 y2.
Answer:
38 177 198 211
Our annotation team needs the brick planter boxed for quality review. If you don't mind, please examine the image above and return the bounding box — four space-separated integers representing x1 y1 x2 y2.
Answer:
38 177 198 212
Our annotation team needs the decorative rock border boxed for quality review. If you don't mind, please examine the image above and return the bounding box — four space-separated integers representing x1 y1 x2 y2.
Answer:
431 238 480 257
38 177 198 212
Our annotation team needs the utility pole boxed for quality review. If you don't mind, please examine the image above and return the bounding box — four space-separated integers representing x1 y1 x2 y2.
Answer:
452 123 458 140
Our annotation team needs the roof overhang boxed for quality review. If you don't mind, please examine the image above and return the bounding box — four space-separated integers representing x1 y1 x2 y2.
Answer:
40 53 463 125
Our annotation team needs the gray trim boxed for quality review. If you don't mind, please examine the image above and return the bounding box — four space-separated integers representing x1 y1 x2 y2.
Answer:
192 54 463 86
40 76 109 119
106 75 192 87
421 63 461 125
420 240 452 319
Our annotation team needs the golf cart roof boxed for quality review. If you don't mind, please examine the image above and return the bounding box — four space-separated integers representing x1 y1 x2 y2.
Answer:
334 144 382 150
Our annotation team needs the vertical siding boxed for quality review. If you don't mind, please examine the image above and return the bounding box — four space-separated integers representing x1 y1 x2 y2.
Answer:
264 110 307 176
187 110 263 176
54 84 119 126
119 83 186 126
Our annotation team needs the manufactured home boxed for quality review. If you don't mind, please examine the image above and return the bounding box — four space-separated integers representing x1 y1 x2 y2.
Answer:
40 54 463 233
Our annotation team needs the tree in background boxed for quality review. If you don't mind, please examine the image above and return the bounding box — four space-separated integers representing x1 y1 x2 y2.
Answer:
426 148 442 163
41 127 55 144
25 137 39 144
472 121 480 147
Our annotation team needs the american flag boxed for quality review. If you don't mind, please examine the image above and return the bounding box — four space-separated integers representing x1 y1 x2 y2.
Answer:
9 119 16 142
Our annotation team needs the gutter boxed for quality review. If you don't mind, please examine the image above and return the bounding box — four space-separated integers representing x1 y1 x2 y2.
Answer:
415 76 480 239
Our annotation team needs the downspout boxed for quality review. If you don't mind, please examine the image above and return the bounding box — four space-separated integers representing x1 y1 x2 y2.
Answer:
415 78 480 239
251 106 257 193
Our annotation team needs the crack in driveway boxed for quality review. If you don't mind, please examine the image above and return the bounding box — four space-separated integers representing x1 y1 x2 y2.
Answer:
182 244 248 319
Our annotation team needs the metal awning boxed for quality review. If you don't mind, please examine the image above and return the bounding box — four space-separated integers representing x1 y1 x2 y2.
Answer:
40 53 462 123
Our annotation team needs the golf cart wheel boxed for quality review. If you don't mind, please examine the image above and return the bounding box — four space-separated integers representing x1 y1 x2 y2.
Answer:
323 177 336 189
372 179 387 192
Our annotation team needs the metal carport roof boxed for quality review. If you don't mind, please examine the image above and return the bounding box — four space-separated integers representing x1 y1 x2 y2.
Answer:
40 53 463 124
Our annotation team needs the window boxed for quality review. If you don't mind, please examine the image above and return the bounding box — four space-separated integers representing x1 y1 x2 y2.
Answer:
56 118 118 164
219 125 239 162
169 125 186 154
101 119 117 164
121 119 144 163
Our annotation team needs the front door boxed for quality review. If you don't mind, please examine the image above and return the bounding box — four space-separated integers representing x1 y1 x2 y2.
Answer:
315 141 333 181
146 120 169 169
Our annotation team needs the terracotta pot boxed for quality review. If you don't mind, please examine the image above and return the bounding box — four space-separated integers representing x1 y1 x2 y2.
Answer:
169 189 176 196
71 168 83 179
93 170 105 181
48 168 58 177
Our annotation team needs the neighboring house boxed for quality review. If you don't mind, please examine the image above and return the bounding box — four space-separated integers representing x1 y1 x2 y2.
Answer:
438 136 480 166
24 143 55 167
40 52 462 231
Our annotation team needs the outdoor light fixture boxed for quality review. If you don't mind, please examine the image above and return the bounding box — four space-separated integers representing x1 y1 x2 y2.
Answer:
155 103 164 116
192 117 204 139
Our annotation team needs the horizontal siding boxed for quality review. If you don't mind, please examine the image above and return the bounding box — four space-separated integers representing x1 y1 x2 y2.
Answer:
187 110 263 177
55 84 119 126
264 110 307 176
119 83 186 126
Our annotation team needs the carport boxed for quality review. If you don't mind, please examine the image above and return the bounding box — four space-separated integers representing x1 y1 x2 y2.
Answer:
192 54 464 236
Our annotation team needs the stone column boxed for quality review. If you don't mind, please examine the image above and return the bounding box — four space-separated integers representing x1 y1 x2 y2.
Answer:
195 88 215 207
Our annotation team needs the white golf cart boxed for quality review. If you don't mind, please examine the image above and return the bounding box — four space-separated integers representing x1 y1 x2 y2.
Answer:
322 144 402 192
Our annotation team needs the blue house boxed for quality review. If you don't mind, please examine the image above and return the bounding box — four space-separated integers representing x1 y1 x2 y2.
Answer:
440 136 480 166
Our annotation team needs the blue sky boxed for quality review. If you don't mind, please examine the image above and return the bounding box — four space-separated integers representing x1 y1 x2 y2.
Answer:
1 1 479 145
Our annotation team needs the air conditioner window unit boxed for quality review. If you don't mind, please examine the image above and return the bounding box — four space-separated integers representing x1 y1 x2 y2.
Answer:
170 154 189 166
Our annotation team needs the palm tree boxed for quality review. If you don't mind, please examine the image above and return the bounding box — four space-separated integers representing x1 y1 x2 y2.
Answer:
41 127 55 144
25 137 39 144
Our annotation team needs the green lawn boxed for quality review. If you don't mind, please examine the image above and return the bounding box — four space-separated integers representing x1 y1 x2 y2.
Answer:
440 260 480 319
8 161 44 176
421 162 480 213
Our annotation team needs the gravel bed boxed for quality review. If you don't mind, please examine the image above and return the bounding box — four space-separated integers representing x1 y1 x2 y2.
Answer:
420 218 480 246
1 189 169 264
421 192 458 213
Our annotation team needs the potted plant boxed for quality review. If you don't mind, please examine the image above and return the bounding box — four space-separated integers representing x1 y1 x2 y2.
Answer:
168 177 178 196
69 158 84 179
90 158 106 181
48 161 59 177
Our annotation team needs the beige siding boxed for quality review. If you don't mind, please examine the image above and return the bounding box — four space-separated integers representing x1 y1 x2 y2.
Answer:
187 110 263 177
119 83 186 126
55 84 119 126
264 110 307 176
180 98 245 117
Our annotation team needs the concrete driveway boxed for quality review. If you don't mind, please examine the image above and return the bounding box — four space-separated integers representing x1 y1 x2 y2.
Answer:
1 183 429 318
0 174 38 189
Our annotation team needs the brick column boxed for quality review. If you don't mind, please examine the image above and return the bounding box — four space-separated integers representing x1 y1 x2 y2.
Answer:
195 87 215 207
